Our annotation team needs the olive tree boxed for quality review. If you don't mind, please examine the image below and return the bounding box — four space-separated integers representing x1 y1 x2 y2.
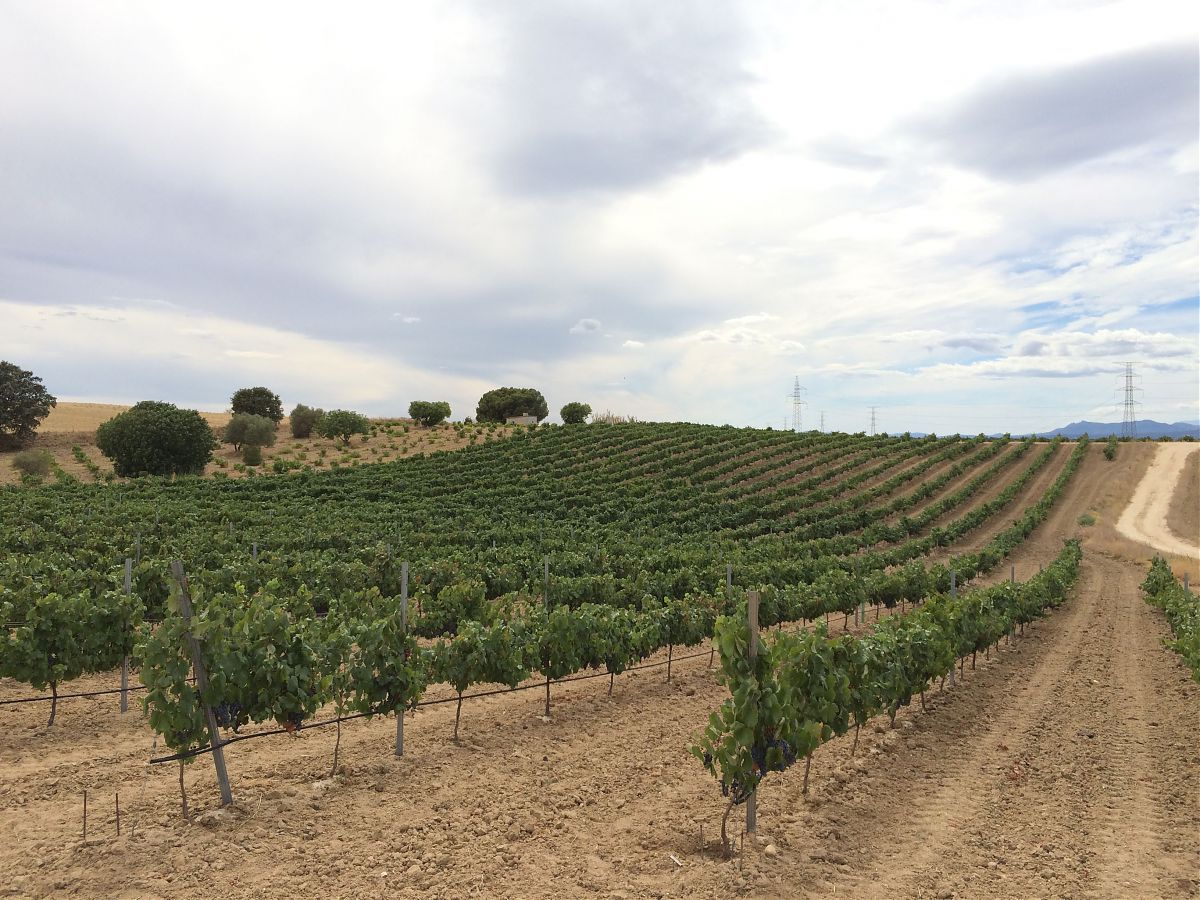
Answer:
319 409 370 443
408 400 451 427
224 413 278 451
289 403 325 438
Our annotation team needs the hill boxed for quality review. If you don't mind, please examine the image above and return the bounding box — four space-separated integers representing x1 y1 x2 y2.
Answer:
1033 419 1200 440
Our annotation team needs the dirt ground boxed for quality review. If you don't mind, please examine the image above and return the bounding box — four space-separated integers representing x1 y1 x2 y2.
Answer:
1167 446 1199 549
1116 443 1200 564
1 441 1198 899
1 402 506 486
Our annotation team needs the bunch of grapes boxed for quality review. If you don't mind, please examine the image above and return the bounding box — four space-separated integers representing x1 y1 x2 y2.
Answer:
214 701 243 730
282 711 305 733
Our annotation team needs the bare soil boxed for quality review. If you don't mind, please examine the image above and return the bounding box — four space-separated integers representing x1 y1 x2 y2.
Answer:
2 440 1198 899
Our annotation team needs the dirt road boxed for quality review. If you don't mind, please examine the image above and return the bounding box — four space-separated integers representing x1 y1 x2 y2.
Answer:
1117 443 1200 560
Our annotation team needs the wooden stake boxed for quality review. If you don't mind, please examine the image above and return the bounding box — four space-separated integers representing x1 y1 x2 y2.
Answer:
115 792 120 836
170 560 233 807
746 590 759 834
83 790 87 841
121 558 131 714
396 561 409 757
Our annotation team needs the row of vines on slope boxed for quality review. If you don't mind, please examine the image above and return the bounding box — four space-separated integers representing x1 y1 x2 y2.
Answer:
2 437 1090 734
693 539 1084 852
1141 557 1199 679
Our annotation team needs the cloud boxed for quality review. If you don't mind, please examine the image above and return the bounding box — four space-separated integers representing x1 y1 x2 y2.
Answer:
913 42 1198 180
475 1 772 195
569 317 602 335
622 339 645 349
940 334 1004 353
393 314 421 324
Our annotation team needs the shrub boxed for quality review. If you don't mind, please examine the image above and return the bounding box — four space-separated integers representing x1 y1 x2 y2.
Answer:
319 409 370 443
408 400 452 427
475 387 549 423
224 413 277 451
289 404 325 438
231 387 284 422
560 402 592 424
1077 513 1096 527
243 444 263 466
0 361 57 450
95 401 217 477
1103 436 1118 460
11 448 53 476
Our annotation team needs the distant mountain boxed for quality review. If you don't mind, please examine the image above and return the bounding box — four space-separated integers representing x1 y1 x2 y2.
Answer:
1026 419 1200 440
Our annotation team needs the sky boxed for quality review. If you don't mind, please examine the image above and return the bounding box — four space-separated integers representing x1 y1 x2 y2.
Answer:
1 1 1197 434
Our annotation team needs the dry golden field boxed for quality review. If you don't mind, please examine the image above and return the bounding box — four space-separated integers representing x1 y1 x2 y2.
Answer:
1 402 513 486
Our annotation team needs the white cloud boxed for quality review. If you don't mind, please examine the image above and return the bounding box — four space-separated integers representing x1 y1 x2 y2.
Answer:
569 318 602 335
0 1 1194 433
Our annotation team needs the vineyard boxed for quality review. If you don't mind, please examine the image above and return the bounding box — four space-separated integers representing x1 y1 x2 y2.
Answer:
2 425 1197 899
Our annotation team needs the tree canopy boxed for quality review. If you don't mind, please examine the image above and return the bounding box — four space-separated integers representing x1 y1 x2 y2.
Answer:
408 400 451 427
231 386 284 423
0 361 57 451
95 401 217 477
560 402 592 425
476 387 548 423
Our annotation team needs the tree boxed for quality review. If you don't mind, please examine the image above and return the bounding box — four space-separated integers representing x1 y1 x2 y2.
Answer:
231 386 284 423
289 404 325 438
408 400 451 427
319 409 370 443
224 413 278 451
476 387 549 423
95 401 217 477
560 402 591 424
0 361 57 450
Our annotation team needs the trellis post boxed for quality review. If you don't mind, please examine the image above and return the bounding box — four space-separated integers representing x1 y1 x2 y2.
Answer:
396 561 409 757
169 561 233 806
746 590 760 834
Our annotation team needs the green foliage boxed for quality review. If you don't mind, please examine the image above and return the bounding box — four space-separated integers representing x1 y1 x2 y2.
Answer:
11 448 53 476
560 402 592 425
415 579 487 637
1 588 141 725
1141 556 1199 680
243 444 263 466
231 386 284 423
1077 513 1096 526
224 413 278 451
95 401 218 477
408 400 452 427
694 541 1083 823
434 620 530 695
318 409 370 443
289 404 325 438
345 611 428 717
1103 436 1118 461
0 360 57 451
475 387 549 423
